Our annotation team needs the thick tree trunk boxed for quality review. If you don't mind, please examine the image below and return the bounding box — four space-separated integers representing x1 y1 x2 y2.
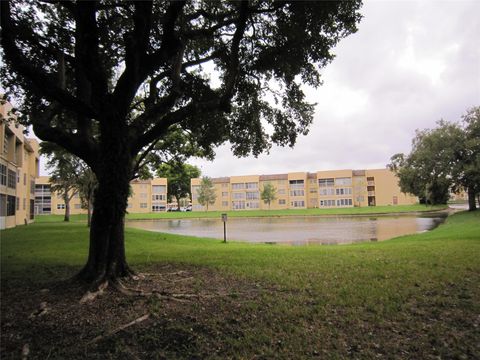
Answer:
87 201 92 227
76 122 134 286
467 186 477 211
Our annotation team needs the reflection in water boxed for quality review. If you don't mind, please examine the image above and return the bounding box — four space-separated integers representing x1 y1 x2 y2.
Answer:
127 213 447 245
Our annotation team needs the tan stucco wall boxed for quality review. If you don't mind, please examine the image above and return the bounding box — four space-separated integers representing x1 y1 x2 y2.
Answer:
191 169 418 211
1 102 40 229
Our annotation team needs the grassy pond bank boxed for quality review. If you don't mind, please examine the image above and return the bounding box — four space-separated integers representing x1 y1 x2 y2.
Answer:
1 208 479 359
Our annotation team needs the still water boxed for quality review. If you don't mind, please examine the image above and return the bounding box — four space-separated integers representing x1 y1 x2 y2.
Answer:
127 213 447 245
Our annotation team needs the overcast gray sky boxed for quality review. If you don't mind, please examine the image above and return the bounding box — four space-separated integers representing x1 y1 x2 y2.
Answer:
35 0 479 177
190 0 480 178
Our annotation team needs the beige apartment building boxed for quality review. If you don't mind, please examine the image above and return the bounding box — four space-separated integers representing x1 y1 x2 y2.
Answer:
191 169 417 211
34 177 168 215
0 101 40 229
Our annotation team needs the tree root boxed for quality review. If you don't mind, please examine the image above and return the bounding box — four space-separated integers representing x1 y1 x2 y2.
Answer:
29 302 48 318
111 279 212 303
79 281 109 304
21 344 30 360
154 294 192 303
89 314 150 344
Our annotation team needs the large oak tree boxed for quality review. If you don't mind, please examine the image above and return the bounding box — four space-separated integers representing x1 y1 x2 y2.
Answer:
388 108 480 211
0 0 362 287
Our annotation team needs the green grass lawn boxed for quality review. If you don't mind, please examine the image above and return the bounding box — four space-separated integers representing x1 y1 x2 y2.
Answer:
1 210 479 359
34 203 447 223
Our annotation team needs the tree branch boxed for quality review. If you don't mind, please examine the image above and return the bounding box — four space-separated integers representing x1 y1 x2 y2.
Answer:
221 1 250 104
131 139 161 180
75 1 108 106
0 1 96 118
144 1 186 74
31 106 97 169
132 104 196 154
111 1 154 118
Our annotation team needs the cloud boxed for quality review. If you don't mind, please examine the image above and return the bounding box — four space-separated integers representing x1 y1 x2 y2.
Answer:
190 0 480 178
36 1 479 178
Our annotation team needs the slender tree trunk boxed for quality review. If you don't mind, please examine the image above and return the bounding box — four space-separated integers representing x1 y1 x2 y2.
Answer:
63 193 70 222
176 195 181 211
76 122 134 285
467 186 477 211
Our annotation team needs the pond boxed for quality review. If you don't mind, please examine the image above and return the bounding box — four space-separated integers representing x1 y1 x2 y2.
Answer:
127 212 448 245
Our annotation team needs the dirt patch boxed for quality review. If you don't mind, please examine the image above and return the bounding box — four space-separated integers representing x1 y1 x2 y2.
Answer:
1 264 277 359
2 264 479 359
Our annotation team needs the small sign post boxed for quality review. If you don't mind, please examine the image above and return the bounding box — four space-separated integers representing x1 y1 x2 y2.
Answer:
221 213 227 243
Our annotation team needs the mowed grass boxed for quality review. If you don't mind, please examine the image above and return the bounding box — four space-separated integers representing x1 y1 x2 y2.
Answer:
1 210 479 358
34 203 446 223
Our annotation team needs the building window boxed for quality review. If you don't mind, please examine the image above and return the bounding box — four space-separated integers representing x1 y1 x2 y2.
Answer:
319 178 334 187
336 198 353 207
335 188 352 196
222 201 228 206
140 203 148 208
289 179 304 189
140 193 147 198
277 188 286 195
152 194 166 201
30 180 35 194
232 200 245 209
7 169 16 189
16 197 20 210
233 192 245 200
75 204 82 209
246 191 259 200
335 177 352 186
291 200 305 208
232 183 245 190
23 173 27 185
320 199 336 207
57 204 65 210
6 195 16 216
0 194 6 216
34 184 51 214
319 188 335 196
278 199 286 205
309 188 317 193
152 185 166 193
0 164 6 186
290 189 305 197
17 170 20 183
245 182 258 189
247 201 259 209
3 132 9 154
222 192 228 197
